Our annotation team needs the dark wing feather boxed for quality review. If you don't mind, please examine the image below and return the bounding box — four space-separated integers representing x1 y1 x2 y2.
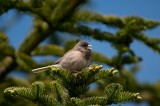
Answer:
54 50 72 64
54 57 64 64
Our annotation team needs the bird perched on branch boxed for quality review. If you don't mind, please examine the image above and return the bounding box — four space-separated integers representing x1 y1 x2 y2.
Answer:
32 40 92 73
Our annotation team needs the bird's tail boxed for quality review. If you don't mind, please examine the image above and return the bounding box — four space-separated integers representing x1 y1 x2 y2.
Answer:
32 65 60 73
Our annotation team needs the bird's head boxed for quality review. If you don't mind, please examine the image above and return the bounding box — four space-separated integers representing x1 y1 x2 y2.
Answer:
74 41 92 52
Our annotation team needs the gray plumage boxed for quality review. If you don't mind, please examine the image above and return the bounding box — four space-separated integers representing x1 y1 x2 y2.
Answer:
32 41 91 73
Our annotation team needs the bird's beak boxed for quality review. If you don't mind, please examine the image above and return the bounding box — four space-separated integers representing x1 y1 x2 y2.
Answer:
87 45 92 50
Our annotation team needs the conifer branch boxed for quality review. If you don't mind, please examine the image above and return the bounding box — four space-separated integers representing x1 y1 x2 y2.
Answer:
93 68 118 82
50 0 86 26
31 44 64 56
49 67 77 97
0 0 18 15
65 97 82 105
59 22 116 42
0 30 8 42
0 56 15 81
0 0 87 79
0 31 14 56
112 55 142 65
39 94 60 105
17 0 86 54
8 77 30 87
0 43 15 56
49 64 118 97
104 83 142 104
123 16 160 30
18 19 51 54
68 97 108 106
68 83 141 105
15 52 39 72
50 67 74 84
81 97 108 105
71 10 125 28
4 66 142 105
134 33 160 53
76 65 118 84
1 1 149 105
14 0 57 23
4 87 34 101
50 81 63 103
92 52 112 64
4 81 60 105
31 82 45 98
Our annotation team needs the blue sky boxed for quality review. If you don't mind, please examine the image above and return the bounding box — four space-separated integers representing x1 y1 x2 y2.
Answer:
82 0 160 84
0 1 160 105
0 0 159 83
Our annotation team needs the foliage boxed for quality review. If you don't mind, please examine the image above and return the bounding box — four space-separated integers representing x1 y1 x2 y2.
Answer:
0 0 160 105
4 65 141 105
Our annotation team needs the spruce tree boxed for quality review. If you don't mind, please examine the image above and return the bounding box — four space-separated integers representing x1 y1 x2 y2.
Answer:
0 0 160 105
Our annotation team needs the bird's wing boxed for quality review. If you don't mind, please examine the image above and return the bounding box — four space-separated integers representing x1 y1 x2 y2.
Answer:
54 57 64 64
54 50 73 64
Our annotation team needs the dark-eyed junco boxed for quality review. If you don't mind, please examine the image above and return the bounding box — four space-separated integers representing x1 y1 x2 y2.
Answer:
32 41 92 73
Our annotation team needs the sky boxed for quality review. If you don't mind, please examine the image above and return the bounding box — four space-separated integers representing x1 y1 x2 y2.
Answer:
81 0 160 84
0 0 160 106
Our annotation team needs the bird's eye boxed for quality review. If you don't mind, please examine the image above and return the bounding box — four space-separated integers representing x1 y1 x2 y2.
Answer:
83 45 87 47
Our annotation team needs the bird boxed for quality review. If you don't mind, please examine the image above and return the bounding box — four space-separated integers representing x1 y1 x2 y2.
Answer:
32 40 92 73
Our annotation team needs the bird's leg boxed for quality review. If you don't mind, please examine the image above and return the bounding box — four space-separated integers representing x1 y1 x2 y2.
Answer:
73 71 84 78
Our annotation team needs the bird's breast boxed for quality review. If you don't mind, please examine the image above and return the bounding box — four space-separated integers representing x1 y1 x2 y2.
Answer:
60 51 90 71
